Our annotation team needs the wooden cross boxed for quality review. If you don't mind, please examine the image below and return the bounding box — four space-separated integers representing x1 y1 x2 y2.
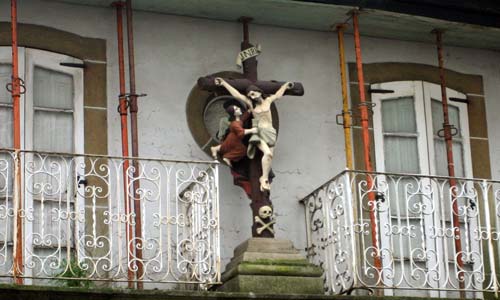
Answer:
198 17 304 238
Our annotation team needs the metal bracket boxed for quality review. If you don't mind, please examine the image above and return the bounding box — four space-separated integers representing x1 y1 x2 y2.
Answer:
369 88 394 94
336 110 352 126
117 94 131 114
127 93 147 99
437 124 458 138
60 62 86 69
77 175 87 188
5 77 26 96
449 97 469 104
357 102 376 115
116 93 147 114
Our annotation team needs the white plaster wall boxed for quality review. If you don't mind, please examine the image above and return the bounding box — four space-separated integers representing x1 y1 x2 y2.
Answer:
1 0 500 270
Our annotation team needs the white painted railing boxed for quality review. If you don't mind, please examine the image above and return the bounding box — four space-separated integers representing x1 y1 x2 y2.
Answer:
0 149 220 288
301 170 500 298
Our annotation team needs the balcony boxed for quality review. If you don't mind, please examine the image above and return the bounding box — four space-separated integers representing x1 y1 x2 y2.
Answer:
0 148 220 288
301 170 500 298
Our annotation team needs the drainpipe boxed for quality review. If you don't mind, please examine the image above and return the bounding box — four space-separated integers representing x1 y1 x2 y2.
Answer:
10 0 24 285
127 0 144 289
335 23 353 170
125 0 144 289
112 1 135 287
351 10 382 273
432 29 465 290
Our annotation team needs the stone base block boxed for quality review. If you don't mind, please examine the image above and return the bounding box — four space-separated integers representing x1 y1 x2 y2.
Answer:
219 274 324 294
218 238 324 294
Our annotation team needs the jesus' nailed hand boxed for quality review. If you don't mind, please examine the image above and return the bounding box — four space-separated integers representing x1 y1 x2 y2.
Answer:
214 77 293 192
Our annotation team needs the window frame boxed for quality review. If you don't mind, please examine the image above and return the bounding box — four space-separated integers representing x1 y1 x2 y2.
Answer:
24 48 84 154
371 80 476 295
372 80 472 178
0 47 85 279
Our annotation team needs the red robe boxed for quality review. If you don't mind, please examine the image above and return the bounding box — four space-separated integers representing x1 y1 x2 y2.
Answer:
219 112 250 162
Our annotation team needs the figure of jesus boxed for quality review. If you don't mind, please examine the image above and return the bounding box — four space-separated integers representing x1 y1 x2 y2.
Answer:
214 77 293 191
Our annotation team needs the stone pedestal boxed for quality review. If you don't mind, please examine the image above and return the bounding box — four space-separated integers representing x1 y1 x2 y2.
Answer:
218 238 324 294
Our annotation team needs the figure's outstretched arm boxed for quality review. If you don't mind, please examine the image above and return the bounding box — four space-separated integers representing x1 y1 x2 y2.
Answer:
267 82 294 103
215 77 252 108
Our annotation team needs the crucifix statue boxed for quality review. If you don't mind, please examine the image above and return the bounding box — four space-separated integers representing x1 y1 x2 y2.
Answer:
197 17 304 238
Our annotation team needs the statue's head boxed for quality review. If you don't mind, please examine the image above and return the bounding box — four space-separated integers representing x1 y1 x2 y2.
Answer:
224 99 245 121
246 85 263 102
225 105 242 121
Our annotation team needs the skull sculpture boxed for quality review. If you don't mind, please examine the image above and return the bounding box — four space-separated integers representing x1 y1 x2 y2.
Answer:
258 205 273 219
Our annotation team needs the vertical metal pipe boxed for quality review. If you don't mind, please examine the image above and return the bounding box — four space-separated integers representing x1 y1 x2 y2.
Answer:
352 11 382 272
336 24 353 170
113 1 134 287
433 29 465 288
336 26 359 288
125 0 144 289
11 0 23 285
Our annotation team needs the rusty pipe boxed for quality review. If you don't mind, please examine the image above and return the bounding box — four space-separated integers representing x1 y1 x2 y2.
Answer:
336 24 353 170
352 11 382 272
125 0 144 289
11 0 24 285
433 29 465 287
112 1 135 287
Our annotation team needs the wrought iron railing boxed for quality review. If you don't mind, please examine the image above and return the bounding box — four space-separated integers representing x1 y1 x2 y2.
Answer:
0 148 220 288
301 170 500 298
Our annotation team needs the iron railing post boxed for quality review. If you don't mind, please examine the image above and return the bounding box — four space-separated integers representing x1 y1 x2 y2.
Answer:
344 170 358 291
303 197 313 259
321 181 333 292
482 180 499 297
214 163 221 284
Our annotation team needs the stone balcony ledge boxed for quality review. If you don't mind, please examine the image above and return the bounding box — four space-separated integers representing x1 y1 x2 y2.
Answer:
0 284 466 300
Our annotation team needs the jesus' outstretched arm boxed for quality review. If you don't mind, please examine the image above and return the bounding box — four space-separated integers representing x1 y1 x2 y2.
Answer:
214 77 252 109
267 82 294 103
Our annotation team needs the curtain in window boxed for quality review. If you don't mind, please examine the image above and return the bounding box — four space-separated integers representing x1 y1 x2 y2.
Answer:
32 67 75 201
33 67 74 153
0 64 13 198
382 97 420 174
382 97 421 219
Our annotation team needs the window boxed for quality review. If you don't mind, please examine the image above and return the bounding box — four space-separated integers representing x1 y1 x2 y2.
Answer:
0 47 83 279
0 47 84 155
372 81 471 178
371 81 476 296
